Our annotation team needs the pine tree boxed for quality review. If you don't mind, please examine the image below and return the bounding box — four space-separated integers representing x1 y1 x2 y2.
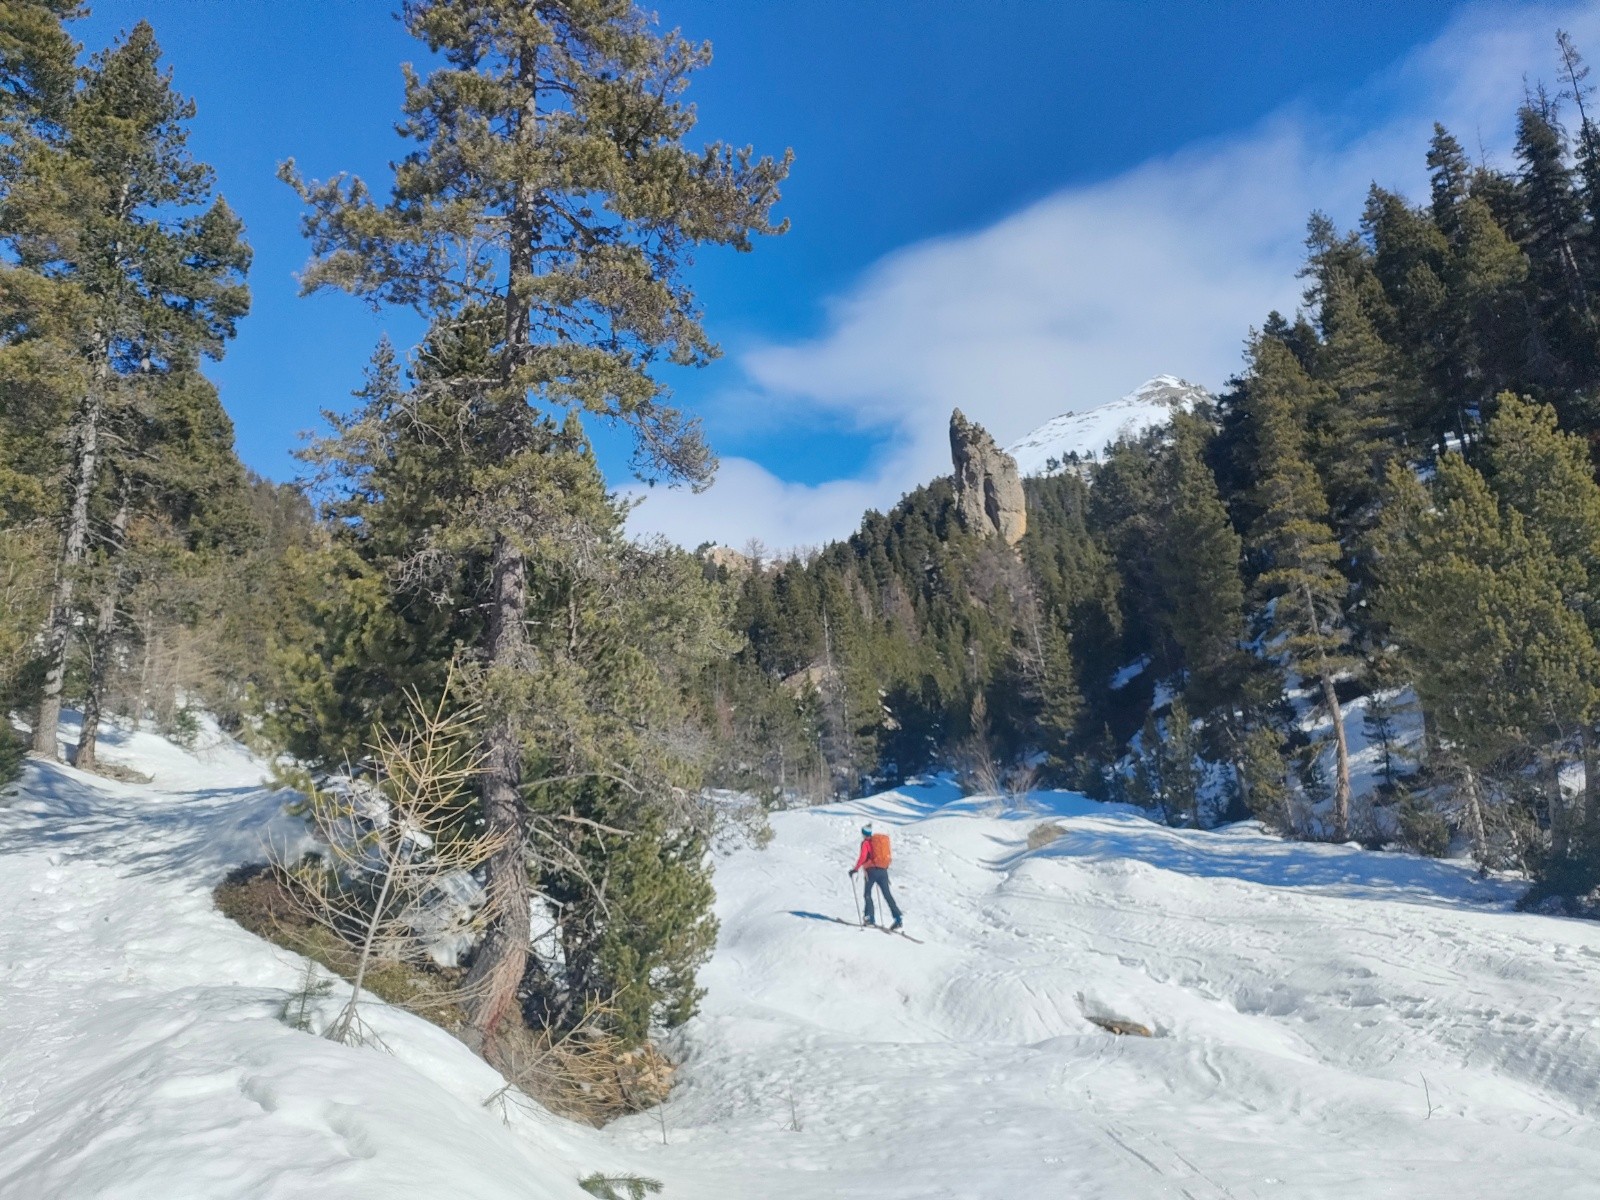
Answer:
2 18 249 760
1307 267 1401 544
1362 693 1401 794
1426 124 1471 242
1514 93 1599 392
1373 455 1600 864
1236 721 1290 828
1091 429 1169 673
0 1 78 140
1243 335 1356 841
1022 470 1122 701
62 353 254 767
1447 194 1533 412
1152 413 1246 714
1032 618 1082 775
1127 699 1199 827
1360 187 1447 348
1481 392 1600 850
282 0 787 1052
1556 31 1600 305
1482 393 1600 608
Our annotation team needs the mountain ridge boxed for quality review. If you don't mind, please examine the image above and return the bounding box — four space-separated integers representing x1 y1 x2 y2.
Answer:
1006 375 1212 476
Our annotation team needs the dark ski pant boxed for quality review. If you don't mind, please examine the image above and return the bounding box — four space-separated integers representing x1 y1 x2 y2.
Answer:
862 866 902 925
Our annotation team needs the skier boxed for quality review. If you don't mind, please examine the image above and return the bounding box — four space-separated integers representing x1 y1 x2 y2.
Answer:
850 823 903 931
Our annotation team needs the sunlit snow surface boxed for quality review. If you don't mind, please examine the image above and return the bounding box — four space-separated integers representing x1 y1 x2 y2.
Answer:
5 720 1600 1198
1006 375 1210 476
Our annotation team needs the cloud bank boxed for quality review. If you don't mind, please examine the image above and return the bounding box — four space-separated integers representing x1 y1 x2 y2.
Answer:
629 3 1600 551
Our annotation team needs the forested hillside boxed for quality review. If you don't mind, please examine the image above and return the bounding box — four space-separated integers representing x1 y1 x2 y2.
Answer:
710 40 1600 909
0 5 317 781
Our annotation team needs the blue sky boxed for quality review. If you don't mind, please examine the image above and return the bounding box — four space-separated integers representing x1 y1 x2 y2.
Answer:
80 1 1600 547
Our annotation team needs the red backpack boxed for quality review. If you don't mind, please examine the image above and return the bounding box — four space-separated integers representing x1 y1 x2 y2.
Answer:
869 832 893 868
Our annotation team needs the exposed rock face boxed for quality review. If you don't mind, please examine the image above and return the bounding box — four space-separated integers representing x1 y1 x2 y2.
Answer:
699 545 756 576
779 662 839 696
949 409 1027 545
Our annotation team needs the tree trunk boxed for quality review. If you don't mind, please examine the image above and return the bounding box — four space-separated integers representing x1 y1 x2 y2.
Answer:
1317 671 1352 842
1418 703 1436 766
1462 762 1489 867
33 382 104 761
75 482 132 772
1582 724 1598 847
1547 754 1571 864
462 533 531 1053
463 35 539 1057
1231 744 1253 819
136 603 154 717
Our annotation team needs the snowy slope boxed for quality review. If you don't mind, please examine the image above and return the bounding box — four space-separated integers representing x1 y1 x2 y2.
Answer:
615 784 1600 1198
1007 375 1210 476
0 722 634 1200
6 721 1600 1197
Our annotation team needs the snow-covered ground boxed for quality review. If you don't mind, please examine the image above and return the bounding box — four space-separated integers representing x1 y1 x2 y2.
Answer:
1007 375 1210 476
5 722 1600 1198
0 721 624 1200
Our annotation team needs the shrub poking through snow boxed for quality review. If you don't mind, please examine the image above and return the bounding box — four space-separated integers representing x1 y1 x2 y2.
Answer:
275 688 508 1045
482 1002 676 1126
279 960 334 1032
1395 790 1450 859
578 1174 664 1200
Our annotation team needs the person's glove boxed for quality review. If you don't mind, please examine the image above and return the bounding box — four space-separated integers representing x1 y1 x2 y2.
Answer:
849 868 858 877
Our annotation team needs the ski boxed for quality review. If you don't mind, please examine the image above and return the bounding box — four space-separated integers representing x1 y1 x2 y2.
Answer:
792 911 923 943
862 923 923 944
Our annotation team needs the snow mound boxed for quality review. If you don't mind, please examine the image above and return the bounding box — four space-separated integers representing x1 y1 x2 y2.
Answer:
1007 375 1211 476
53 708 269 791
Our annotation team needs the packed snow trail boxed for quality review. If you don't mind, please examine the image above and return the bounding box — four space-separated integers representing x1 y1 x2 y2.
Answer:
613 780 1600 1199
5 721 1600 1197
0 718 625 1200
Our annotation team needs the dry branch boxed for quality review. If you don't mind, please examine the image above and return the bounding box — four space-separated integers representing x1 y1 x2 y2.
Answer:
275 682 509 1044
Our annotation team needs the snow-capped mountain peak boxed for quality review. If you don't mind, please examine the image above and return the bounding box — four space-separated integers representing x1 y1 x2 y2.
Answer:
1006 375 1212 476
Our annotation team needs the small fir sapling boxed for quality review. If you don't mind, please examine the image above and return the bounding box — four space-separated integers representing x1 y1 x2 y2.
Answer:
277 684 506 1045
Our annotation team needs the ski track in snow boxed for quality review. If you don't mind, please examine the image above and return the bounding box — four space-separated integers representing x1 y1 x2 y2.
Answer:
5 720 1600 1197
627 783 1600 1199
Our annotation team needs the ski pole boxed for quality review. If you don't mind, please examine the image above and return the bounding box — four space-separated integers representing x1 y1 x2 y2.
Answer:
850 872 862 925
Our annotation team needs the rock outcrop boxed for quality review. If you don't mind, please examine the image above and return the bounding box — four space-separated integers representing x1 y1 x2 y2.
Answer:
698 545 756 577
949 409 1026 545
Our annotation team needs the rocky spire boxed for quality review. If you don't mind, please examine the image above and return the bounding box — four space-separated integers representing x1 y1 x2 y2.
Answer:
949 409 1027 545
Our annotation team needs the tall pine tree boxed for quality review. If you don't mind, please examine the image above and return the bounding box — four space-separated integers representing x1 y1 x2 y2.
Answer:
283 0 788 1052
1243 335 1356 841
1 17 249 760
1152 412 1246 715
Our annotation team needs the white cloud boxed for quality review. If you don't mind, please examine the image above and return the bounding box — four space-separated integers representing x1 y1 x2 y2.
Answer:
629 2 1600 551
625 457 891 555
